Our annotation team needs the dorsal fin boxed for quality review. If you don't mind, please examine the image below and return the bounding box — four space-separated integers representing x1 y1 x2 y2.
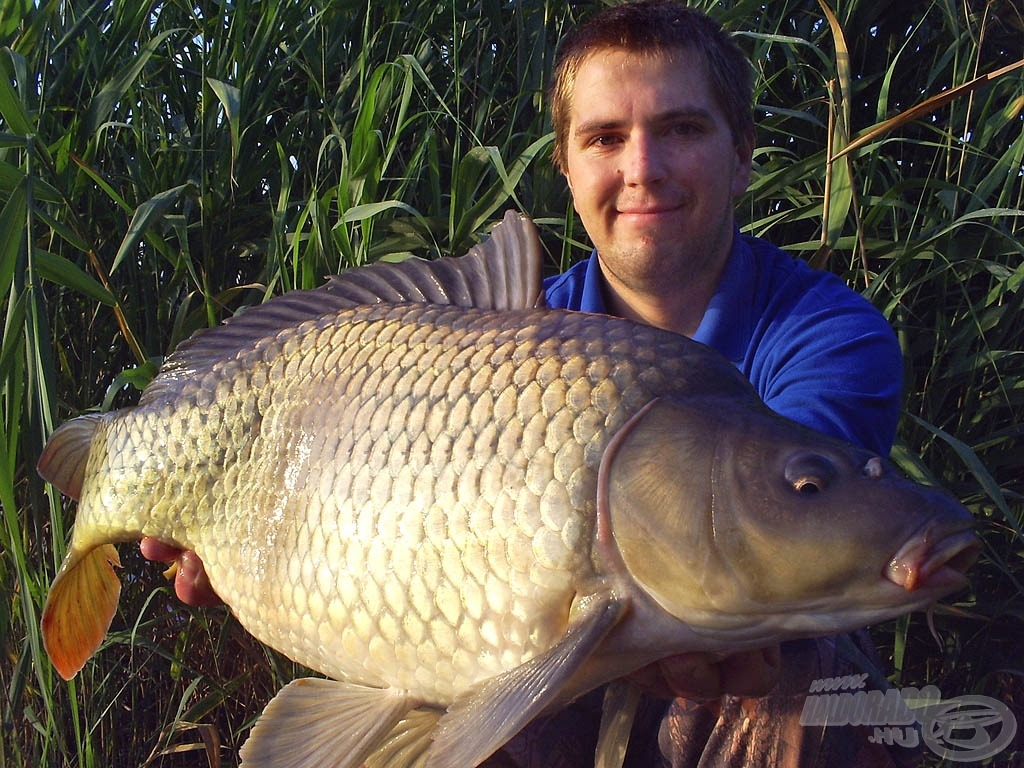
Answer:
321 209 544 309
139 211 543 407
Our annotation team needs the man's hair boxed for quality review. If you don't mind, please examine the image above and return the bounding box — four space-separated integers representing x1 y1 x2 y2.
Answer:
549 1 755 172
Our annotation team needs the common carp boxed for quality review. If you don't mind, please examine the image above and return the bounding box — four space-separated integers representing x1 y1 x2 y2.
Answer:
39 211 978 768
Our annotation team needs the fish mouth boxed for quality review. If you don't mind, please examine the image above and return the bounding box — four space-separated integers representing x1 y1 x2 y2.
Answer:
885 522 981 593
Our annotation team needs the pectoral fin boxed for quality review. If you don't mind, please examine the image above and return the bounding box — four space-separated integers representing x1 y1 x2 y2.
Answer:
428 590 629 768
41 543 121 680
239 678 416 768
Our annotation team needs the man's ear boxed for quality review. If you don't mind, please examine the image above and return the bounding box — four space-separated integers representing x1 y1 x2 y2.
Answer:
731 133 754 197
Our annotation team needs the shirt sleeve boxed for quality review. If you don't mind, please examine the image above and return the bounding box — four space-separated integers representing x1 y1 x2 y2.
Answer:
749 285 903 457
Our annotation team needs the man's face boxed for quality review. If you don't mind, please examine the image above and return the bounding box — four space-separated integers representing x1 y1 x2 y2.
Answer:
562 47 752 299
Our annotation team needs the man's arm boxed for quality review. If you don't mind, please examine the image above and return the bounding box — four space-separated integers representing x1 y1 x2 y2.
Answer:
756 312 903 457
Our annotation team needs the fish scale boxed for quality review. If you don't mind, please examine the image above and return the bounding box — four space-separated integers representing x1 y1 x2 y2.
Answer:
64 298 707 702
196 303 704 701
39 212 978 768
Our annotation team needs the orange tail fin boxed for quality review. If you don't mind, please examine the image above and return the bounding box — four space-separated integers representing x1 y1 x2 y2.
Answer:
41 543 122 680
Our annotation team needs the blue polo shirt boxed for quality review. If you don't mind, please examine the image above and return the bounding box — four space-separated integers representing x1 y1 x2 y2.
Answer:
543 233 902 455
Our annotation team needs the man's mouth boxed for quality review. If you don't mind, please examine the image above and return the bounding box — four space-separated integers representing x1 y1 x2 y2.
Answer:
616 205 683 218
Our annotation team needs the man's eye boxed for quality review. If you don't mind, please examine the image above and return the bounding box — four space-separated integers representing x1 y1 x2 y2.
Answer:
672 122 702 136
592 135 618 146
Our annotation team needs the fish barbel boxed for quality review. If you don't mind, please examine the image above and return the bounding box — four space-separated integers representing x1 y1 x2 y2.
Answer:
38 211 979 767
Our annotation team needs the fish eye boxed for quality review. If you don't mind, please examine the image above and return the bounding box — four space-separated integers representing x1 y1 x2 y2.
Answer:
784 453 837 495
793 477 823 495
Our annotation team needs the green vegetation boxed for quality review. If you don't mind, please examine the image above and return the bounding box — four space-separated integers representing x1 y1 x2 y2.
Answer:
1 1 1021 765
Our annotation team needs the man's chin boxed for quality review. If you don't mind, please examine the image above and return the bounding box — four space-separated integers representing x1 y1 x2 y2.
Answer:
615 209 683 231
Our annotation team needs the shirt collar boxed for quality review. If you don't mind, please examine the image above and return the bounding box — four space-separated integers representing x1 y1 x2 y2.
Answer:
578 231 753 362
691 232 755 363
578 251 609 314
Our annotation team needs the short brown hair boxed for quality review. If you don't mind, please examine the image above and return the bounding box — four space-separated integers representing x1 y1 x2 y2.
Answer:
549 1 755 172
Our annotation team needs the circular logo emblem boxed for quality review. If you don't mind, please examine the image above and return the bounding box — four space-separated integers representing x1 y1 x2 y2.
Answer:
918 695 1017 762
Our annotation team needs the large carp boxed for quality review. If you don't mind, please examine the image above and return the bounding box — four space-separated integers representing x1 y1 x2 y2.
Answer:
39 211 978 768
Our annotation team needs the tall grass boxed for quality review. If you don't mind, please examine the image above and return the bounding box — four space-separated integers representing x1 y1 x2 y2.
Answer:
1 1 1021 765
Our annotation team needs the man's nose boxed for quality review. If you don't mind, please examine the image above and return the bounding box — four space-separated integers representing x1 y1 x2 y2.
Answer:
621 133 667 186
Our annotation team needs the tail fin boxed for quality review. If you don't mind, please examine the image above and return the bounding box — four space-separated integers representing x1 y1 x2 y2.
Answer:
41 543 122 680
37 414 104 501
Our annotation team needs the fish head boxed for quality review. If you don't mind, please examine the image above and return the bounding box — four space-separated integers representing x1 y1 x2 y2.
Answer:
602 397 980 644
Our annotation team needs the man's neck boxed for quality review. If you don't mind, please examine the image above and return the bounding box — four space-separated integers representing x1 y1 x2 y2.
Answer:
599 253 728 338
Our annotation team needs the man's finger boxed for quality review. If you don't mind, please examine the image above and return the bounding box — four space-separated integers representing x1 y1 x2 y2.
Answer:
139 536 183 563
175 550 224 607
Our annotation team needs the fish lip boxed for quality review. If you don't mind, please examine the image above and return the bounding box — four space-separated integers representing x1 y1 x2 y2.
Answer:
885 522 981 593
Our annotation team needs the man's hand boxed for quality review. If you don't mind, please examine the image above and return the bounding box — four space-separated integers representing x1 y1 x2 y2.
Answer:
630 646 782 701
139 537 223 607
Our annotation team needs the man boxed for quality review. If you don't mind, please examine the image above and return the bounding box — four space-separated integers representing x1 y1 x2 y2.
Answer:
496 3 908 766
144 2 909 765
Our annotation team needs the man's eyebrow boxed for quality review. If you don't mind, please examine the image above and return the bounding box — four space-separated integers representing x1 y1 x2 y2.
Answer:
572 107 715 137
573 119 625 137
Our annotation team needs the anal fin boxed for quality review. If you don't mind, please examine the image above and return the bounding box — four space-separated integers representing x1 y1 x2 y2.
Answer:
364 707 441 768
239 678 415 768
